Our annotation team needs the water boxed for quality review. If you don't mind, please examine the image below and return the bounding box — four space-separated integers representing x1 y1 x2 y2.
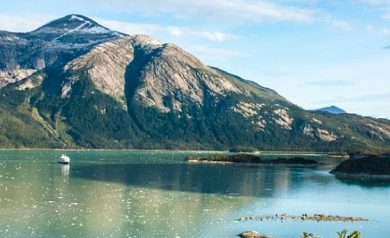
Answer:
0 150 389 238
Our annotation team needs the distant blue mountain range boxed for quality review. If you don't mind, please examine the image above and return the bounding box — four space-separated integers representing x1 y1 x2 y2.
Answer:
314 106 346 114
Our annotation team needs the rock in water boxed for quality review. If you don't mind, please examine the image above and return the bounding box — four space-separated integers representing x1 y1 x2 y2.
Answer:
330 155 390 176
239 231 271 238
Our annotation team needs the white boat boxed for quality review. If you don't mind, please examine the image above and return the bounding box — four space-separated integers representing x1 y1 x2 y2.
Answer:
58 154 70 164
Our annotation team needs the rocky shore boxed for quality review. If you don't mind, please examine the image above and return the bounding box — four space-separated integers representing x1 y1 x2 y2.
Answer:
186 154 318 165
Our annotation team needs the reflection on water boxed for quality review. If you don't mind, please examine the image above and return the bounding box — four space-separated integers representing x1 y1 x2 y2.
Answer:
334 174 390 187
0 150 389 238
61 164 70 176
71 163 312 197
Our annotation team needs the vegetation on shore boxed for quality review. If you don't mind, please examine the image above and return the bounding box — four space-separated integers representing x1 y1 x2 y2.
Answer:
330 154 390 176
301 230 361 238
186 154 319 165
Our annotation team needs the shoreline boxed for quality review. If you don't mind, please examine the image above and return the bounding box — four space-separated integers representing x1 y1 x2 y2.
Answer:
0 148 342 155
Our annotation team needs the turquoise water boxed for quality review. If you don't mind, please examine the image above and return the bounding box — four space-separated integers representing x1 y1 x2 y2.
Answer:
0 150 389 238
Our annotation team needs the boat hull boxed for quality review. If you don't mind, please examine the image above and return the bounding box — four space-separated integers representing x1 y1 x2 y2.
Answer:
58 161 70 164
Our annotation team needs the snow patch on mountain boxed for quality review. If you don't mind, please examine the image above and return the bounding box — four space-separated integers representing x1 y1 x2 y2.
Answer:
69 15 86 22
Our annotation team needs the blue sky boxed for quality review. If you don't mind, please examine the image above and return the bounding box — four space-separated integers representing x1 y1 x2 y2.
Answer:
1 0 390 118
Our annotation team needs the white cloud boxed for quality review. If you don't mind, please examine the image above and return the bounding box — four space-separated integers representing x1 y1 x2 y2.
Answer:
366 24 375 31
0 14 55 32
92 0 315 23
96 18 240 42
325 18 353 31
305 80 355 87
381 14 390 20
92 0 358 31
95 18 161 35
168 27 183 37
366 23 390 35
187 45 250 62
195 31 238 42
354 0 390 6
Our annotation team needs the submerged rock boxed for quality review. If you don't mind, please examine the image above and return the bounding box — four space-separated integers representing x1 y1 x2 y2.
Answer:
239 230 270 238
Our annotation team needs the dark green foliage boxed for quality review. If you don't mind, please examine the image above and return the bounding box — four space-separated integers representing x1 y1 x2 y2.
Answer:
186 154 318 164
337 230 361 238
301 230 361 238
0 106 60 148
330 156 390 175
301 232 320 238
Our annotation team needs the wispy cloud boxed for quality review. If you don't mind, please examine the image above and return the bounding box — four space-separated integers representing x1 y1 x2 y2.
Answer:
366 24 390 35
305 80 355 87
315 92 390 104
0 14 55 32
354 0 390 6
187 45 251 62
96 18 240 42
92 0 315 23
381 14 390 20
324 18 353 31
92 0 358 31
94 18 161 36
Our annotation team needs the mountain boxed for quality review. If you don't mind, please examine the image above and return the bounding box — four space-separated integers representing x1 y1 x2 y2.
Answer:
0 14 124 87
314 106 346 114
1 15 390 152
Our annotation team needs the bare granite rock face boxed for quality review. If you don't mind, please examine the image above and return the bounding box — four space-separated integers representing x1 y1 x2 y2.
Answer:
0 69 36 88
64 37 134 101
132 42 242 112
64 34 242 113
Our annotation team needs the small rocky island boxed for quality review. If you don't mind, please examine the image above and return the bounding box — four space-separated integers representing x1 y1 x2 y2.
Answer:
239 231 270 238
330 154 390 177
235 213 368 223
186 154 318 165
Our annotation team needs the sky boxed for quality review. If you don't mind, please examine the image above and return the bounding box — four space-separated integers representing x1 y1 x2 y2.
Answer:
0 0 390 118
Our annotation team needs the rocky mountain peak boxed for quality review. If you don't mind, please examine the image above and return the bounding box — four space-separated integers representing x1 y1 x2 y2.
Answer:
62 34 244 113
129 34 162 47
33 14 111 35
0 14 125 84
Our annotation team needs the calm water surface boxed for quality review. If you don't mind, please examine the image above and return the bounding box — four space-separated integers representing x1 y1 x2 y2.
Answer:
0 150 389 238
